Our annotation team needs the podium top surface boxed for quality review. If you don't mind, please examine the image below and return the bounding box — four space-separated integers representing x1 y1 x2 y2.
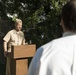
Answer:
8 44 36 59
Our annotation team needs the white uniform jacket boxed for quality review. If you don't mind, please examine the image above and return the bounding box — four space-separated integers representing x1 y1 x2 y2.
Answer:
28 32 76 75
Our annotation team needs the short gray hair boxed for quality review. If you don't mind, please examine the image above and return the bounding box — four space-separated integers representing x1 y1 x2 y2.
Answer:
15 18 22 23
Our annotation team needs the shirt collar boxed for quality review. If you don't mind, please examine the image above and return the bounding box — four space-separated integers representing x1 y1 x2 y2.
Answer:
62 32 76 37
14 29 21 34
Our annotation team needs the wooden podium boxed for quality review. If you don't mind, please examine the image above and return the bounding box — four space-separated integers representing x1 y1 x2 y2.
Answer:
8 44 36 75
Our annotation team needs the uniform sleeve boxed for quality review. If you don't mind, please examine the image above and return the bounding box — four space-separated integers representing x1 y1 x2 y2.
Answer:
3 31 11 42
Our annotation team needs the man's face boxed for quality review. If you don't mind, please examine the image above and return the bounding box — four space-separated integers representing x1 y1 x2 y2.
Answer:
15 22 22 31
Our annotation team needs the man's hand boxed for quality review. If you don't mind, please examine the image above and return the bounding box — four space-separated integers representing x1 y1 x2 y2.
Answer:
4 51 8 57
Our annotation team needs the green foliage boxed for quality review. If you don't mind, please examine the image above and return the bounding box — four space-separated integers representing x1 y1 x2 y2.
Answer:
0 0 69 48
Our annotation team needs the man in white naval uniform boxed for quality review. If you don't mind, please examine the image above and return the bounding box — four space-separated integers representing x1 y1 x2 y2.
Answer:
28 0 76 75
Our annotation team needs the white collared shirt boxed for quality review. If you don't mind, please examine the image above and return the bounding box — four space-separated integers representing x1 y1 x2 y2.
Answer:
28 32 76 75
63 32 76 37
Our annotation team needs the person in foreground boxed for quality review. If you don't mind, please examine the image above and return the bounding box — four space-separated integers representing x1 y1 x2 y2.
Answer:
28 0 76 75
3 19 25 75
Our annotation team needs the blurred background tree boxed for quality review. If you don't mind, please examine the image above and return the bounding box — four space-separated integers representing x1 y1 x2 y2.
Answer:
0 0 69 48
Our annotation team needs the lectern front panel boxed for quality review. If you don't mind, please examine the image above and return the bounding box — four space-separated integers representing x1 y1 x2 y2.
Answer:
11 59 28 75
